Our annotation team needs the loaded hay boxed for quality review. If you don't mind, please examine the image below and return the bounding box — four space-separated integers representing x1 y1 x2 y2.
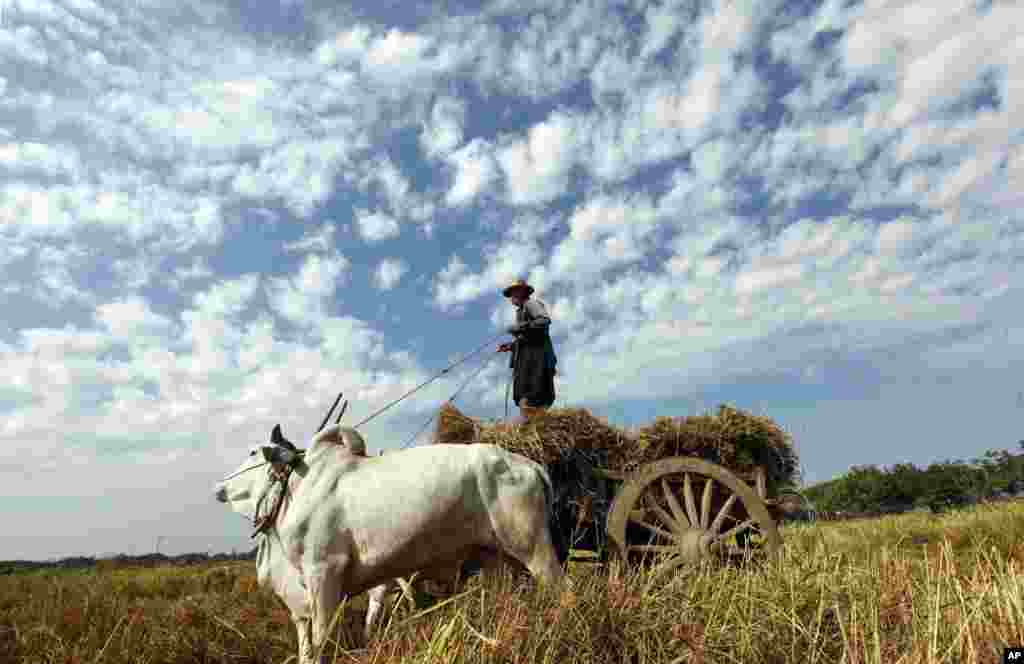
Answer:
435 402 481 445
433 402 800 491
632 404 799 493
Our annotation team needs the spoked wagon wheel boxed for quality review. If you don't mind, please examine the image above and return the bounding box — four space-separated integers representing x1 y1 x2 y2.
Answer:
606 458 783 574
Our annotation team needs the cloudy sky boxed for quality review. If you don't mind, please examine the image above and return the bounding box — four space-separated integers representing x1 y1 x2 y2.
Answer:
1 0 1021 561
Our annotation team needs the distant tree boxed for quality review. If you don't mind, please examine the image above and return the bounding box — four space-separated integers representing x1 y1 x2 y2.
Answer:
802 444 1024 514
876 463 920 511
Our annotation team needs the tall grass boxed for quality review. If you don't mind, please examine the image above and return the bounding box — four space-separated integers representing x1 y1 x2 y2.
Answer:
4 503 1024 663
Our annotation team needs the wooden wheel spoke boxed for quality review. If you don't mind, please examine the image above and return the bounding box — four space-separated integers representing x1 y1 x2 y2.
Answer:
662 479 690 528
709 494 738 534
628 515 678 542
681 474 700 527
700 478 714 529
713 519 757 543
646 500 684 535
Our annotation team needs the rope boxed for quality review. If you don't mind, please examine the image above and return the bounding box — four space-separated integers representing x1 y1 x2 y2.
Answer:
351 333 506 430
400 350 498 449
504 369 511 420
505 340 519 422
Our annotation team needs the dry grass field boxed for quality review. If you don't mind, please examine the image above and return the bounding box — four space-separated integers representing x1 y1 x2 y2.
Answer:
4 501 1024 664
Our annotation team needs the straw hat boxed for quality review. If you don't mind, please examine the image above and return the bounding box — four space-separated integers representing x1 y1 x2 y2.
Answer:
502 278 535 298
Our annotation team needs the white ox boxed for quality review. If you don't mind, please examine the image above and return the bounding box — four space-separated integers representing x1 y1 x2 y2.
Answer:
271 425 496 640
214 423 565 663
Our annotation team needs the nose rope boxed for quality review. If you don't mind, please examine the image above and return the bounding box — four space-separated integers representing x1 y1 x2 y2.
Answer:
217 459 294 537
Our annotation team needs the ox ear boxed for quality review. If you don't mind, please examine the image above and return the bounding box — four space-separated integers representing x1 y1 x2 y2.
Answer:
261 446 297 466
270 424 297 451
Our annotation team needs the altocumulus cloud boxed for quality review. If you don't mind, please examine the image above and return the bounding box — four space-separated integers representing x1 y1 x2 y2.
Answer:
0 0 1021 560
374 258 409 291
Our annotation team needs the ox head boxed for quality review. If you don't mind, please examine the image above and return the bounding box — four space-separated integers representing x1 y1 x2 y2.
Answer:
213 424 301 518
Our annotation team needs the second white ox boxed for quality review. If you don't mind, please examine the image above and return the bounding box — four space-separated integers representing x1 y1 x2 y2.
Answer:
214 423 565 663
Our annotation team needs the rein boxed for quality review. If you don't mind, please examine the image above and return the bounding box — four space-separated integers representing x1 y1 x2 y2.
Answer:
399 349 497 449
350 333 505 430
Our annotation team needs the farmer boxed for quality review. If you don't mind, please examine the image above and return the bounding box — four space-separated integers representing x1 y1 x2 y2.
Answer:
497 278 558 420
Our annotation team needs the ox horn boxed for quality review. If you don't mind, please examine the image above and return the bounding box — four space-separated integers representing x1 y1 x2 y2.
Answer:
334 400 348 425
317 392 344 433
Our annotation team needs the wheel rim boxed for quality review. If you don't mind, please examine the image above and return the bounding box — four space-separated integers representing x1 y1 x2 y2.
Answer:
606 458 783 568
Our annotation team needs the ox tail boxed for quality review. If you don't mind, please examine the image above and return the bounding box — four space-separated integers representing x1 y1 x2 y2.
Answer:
536 465 570 567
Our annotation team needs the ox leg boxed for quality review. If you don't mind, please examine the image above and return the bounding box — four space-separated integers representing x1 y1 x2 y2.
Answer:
306 566 347 663
364 582 392 642
363 578 417 641
292 615 314 664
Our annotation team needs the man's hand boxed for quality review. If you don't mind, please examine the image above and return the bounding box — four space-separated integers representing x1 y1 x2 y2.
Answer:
505 323 525 335
496 342 513 353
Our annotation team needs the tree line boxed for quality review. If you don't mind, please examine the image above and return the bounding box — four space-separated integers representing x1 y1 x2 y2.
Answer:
0 549 258 574
803 442 1024 514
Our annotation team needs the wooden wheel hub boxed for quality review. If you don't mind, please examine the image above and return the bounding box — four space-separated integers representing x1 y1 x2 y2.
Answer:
674 528 711 564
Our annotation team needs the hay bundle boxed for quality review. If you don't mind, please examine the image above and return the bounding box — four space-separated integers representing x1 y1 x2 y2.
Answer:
434 403 629 466
434 402 480 445
477 408 632 466
632 404 798 490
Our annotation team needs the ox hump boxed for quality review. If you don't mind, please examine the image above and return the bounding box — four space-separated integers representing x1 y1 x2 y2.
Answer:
311 424 368 457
